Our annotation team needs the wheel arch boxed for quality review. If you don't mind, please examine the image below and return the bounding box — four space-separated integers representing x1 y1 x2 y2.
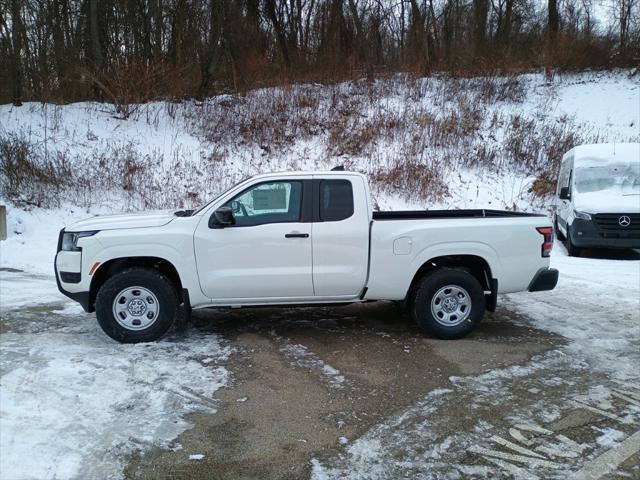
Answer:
89 256 183 312
406 254 496 309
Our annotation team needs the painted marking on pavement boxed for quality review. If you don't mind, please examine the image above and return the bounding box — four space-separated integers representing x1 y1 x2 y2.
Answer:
535 444 579 458
490 435 546 458
509 428 534 447
482 456 541 480
611 390 640 408
556 434 587 453
612 388 640 402
570 400 626 423
514 423 553 435
569 430 640 480
469 446 561 468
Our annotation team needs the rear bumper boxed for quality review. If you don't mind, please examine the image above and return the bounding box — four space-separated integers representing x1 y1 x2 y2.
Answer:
528 268 559 292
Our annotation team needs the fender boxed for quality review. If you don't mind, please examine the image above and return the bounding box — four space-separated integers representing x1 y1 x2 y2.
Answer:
365 240 500 300
87 242 208 306
409 241 501 283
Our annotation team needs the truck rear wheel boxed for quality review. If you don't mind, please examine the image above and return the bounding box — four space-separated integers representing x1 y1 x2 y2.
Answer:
411 269 485 339
95 268 179 343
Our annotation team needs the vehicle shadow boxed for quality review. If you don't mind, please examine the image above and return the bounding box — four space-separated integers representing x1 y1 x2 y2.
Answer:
189 301 417 339
576 248 640 260
177 301 558 348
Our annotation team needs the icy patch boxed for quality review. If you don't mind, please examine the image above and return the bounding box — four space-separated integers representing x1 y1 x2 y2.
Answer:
189 454 205 461
51 302 86 315
592 427 625 448
0 322 231 480
280 343 345 388
0 271 65 311
503 246 640 379
311 389 451 479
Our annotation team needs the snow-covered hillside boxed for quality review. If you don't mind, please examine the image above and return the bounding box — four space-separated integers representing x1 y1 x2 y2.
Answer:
1 70 638 274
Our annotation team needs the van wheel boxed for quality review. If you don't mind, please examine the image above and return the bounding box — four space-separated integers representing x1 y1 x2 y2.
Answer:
554 216 566 241
95 268 179 343
411 269 485 340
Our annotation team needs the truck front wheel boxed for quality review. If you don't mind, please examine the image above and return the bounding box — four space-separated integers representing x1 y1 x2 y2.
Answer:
95 268 179 343
411 269 486 339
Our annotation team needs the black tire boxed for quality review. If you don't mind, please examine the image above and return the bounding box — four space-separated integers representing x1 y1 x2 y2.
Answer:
554 215 566 241
411 268 486 340
95 268 179 343
565 226 581 257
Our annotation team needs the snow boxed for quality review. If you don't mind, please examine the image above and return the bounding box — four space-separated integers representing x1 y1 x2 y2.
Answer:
1 69 639 479
592 427 625 448
0 207 115 276
504 243 640 379
279 343 346 388
548 76 639 138
0 271 63 310
0 275 232 480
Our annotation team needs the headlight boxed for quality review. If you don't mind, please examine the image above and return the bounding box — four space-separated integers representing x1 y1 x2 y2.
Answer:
61 231 98 251
573 210 592 221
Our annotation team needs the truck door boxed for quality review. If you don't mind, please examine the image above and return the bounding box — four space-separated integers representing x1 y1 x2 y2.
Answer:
194 179 314 300
312 177 370 297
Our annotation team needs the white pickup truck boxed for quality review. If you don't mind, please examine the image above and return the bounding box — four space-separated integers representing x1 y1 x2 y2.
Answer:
55 170 558 343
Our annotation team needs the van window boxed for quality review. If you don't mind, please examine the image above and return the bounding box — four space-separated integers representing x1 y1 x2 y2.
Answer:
574 162 640 194
320 180 354 221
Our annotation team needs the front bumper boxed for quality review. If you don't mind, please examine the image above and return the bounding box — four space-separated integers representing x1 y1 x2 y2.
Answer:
571 218 640 249
54 266 92 312
528 268 559 292
55 228 93 312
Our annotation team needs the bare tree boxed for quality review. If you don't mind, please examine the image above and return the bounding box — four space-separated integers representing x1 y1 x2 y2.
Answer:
10 0 23 106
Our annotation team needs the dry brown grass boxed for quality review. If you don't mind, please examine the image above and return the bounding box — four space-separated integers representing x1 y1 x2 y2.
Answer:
3 73 632 210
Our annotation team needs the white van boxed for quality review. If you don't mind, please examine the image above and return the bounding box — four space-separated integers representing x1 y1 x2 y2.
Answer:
555 143 640 256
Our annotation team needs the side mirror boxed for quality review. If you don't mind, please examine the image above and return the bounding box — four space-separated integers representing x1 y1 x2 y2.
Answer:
209 206 235 228
559 187 570 200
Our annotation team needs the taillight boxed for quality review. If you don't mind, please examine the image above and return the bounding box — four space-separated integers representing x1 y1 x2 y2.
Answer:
536 227 554 257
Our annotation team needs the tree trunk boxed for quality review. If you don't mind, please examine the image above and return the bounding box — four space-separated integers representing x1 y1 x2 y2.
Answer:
473 0 489 56
10 0 23 106
199 0 223 97
265 0 291 67
548 0 560 42
88 0 103 70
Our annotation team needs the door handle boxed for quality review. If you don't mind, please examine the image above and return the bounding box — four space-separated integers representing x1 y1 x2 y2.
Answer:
285 233 309 238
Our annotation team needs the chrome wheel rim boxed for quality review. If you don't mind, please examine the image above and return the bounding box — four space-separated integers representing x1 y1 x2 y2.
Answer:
430 285 471 326
112 286 160 331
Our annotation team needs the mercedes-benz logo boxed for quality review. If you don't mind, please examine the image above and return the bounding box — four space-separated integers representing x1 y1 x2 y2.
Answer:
619 215 631 227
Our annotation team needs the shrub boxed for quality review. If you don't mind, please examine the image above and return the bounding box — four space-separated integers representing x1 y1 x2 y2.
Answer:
0 134 72 208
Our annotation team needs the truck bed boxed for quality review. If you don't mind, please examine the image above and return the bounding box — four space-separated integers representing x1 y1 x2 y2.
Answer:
372 209 545 220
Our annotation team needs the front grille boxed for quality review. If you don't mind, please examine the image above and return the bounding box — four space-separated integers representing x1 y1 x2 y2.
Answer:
593 213 640 238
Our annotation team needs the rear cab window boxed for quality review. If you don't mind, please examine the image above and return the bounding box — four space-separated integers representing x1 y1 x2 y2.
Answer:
319 180 354 221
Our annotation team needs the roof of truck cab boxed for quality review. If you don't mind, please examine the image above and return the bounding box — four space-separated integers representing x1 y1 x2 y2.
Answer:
249 170 367 180
570 143 639 164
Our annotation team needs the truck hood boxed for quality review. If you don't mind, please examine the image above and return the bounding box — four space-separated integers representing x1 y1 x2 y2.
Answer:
66 210 177 232
574 191 640 214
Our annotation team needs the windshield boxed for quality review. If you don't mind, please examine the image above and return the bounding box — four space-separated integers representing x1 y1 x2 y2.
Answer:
574 161 640 194
190 176 252 215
